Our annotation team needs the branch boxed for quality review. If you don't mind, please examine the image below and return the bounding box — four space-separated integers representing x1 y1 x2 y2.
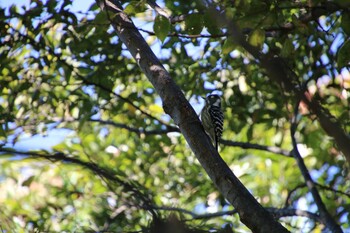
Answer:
89 119 295 159
153 206 321 222
92 118 294 158
285 183 306 207
97 0 290 232
285 182 350 208
138 28 227 39
266 208 321 223
290 101 343 232
220 139 292 157
89 119 180 135
316 182 350 198
91 118 292 157
90 119 296 159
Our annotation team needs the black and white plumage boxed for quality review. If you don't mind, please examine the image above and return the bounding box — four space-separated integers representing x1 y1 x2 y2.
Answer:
200 94 224 150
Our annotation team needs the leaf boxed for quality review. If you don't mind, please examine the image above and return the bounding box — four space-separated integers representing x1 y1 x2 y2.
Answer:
204 11 221 35
222 38 237 55
248 29 265 49
337 40 350 68
153 15 170 43
280 39 294 58
94 11 108 24
22 176 35 187
124 4 136 15
0 124 6 138
124 1 147 15
88 3 98 11
149 104 163 114
184 13 204 35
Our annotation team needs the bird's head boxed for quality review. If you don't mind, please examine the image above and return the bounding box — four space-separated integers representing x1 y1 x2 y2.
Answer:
204 94 221 107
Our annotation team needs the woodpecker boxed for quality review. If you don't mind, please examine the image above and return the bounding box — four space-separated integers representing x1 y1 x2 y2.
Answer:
200 94 224 150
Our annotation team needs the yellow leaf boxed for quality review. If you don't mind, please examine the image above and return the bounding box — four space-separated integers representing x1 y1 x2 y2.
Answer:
249 29 265 49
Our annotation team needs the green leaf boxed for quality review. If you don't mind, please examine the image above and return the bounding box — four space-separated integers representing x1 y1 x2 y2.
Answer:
281 39 294 58
204 11 221 35
124 4 136 15
248 29 265 49
222 38 237 55
337 40 350 68
124 1 147 15
94 11 108 24
22 176 35 187
153 15 170 43
185 13 204 35
88 3 98 11
0 124 6 138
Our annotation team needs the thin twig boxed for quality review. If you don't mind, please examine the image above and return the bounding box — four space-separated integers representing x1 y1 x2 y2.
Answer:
220 139 292 157
89 119 180 135
316 182 350 198
285 183 307 207
285 182 350 208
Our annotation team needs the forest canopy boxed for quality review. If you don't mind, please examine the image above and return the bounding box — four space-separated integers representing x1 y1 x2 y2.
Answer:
0 0 349 232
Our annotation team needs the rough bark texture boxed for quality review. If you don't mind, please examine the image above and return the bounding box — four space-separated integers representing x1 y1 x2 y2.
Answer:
97 0 290 232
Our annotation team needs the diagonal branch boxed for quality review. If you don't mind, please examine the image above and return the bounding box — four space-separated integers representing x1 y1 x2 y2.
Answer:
97 0 290 232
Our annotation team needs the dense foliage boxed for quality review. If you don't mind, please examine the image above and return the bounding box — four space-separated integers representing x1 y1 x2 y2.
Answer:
0 0 349 232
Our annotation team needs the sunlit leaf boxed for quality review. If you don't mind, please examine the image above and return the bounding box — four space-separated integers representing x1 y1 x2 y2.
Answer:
222 38 238 55
248 29 265 49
